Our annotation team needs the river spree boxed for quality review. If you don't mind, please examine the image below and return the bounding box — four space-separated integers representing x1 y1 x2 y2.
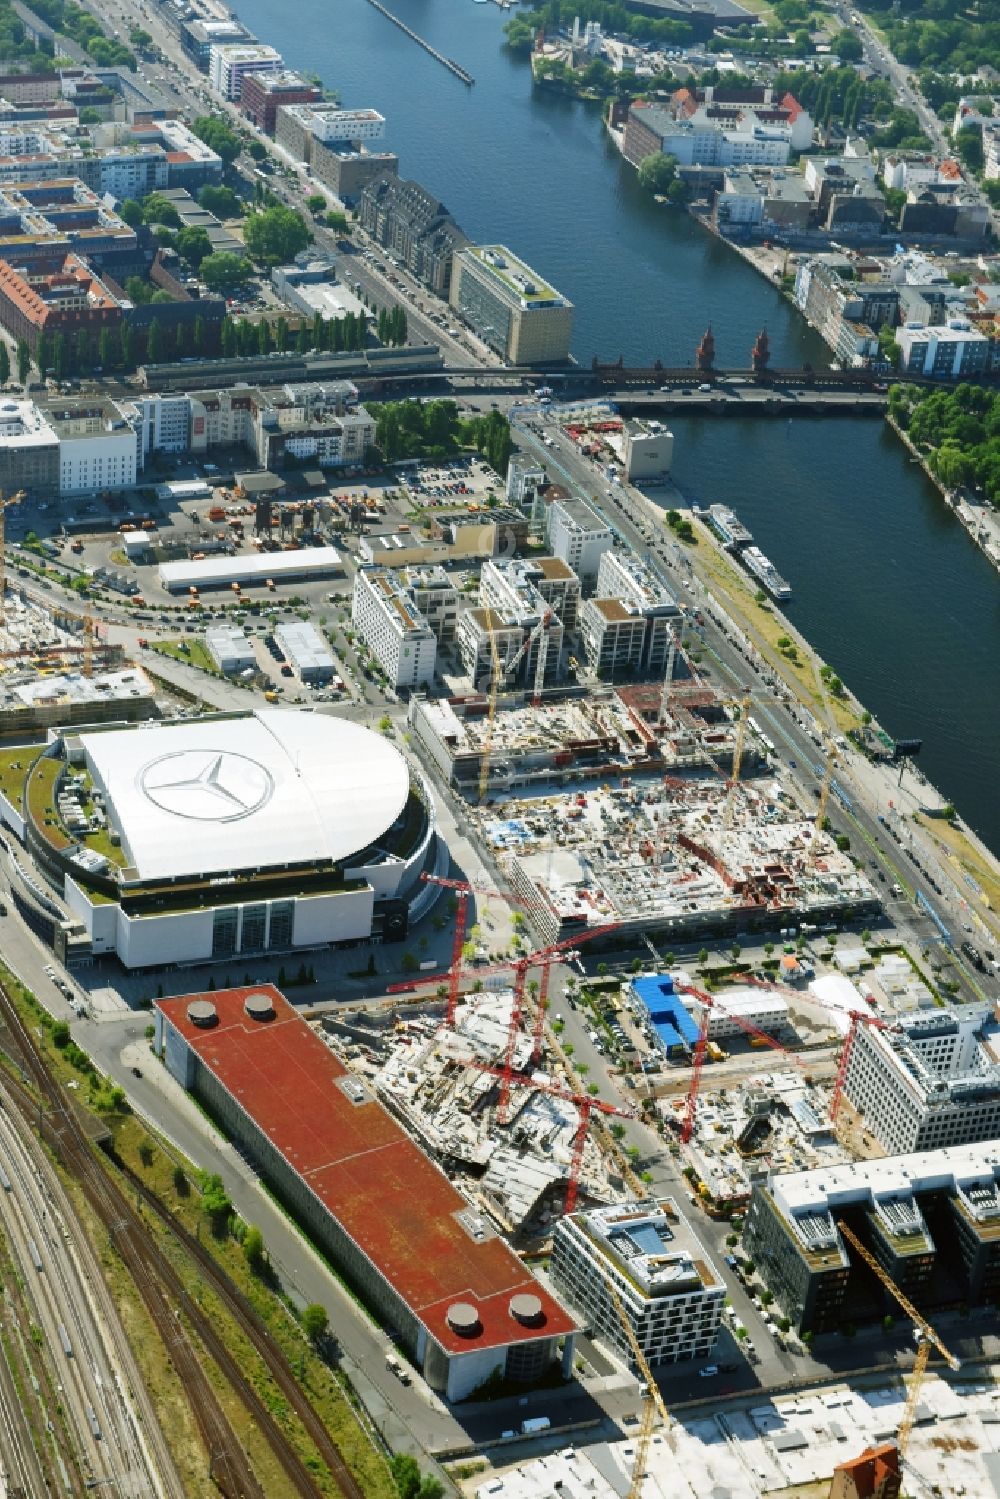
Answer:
239 0 999 853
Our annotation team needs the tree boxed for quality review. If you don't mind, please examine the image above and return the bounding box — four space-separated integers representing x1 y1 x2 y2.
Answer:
257 318 271 356
16 338 29 386
877 322 900 369
306 192 328 214
247 139 268 162
146 320 163 363
200 252 252 292
35 329 50 377
175 225 212 268
193 314 206 355
198 183 240 218
99 326 119 370
75 328 90 371
637 151 677 195
831 28 862 61
120 323 133 368
243 1225 265 1270
52 1020 70 1047
0 342 8 387
141 192 182 228
200 1172 231 1222
390 1455 421 1499
301 1302 329 1341
243 204 311 266
191 114 241 163
118 197 144 227
51 331 65 381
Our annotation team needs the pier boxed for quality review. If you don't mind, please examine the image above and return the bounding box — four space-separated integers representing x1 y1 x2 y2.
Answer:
362 0 475 85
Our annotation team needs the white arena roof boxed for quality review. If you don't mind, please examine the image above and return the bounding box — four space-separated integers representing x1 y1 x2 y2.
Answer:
159 547 343 592
80 709 411 881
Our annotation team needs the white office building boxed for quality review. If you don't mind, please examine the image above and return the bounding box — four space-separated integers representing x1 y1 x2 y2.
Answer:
686 986 789 1041
843 1005 1000 1155
122 393 191 460
552 1199 724 1369
352 566 437 689
57 420 138 494
546 496 613 583
209 42 282 101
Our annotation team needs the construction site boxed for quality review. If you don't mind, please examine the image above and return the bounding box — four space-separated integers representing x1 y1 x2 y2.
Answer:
484 768 877 946
315 987 628 1240
408 683 742 798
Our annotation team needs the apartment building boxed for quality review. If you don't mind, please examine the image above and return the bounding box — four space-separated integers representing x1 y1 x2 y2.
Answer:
0 251 123 354
843 1005 1000 1154
552 1199 724 1369
209 42 282 102
359 175 469 296
744 1144 1000 1334
352 566 437 689
450 245 574 365
546 496 612 583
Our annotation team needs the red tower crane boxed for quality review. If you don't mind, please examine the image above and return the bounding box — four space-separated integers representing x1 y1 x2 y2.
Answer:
674 980 818 1145
417 873 509 1029
466 1061 633 1215
829 1009 890 1121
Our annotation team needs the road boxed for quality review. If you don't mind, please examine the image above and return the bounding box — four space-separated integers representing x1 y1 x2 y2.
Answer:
0 1089 180 1496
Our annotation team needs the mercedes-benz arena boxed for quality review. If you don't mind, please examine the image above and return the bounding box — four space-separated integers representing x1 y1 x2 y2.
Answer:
155 985 578 1401
22 709 437 968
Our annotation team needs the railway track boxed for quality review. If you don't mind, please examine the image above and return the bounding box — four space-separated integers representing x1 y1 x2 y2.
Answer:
0 991 268 1499
114 1153 369 1499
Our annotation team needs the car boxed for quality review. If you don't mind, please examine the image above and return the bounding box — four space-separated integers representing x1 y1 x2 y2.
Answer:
699 1365 719 1378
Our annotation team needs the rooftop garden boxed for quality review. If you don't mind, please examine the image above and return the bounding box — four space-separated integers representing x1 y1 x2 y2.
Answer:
0 745 40 813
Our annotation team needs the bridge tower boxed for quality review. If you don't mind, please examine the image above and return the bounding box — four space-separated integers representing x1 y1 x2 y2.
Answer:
695 326 715 373
751 327 770 377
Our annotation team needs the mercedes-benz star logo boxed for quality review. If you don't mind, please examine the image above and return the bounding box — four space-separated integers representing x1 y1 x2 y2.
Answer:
138 750 273 823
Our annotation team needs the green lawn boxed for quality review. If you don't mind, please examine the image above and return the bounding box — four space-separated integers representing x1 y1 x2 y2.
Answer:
150 639 221 676
0 746 40 813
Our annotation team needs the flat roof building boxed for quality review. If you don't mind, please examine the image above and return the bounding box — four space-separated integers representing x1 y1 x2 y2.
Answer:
744 1142 1000 1334
273 620 335 682
546 495 613 583
155 984 577 1401
209 42 282 102
158 547 343 593
843 1004 1000 1155
583 549 680 676
239 70 321 134
352 565 437 689
450 245 574 366
552 1198 723 1369
205 625 257 676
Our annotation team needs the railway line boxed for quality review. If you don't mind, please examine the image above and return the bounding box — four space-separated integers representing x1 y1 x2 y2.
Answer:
0 978 375 1499
0 1100 153 1494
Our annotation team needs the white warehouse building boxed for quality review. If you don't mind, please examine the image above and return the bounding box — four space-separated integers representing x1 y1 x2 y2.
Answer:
552 1199 724 1369
352 566 437 689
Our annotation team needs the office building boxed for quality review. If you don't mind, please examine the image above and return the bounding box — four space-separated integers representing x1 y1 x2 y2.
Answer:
551 1199 724 1368
156 985 576 1401
622 95 804 171
209 42 282 102
456 607 531 692
744 1144 1000 1334
546 495 613 582
506 456 546 508
450 245 574 365
0 397 59 491
592 549 679 671
481 555 578 634
842 1005 1000 1155
239 70 320 134
275 105 397 201
54 400 138 493
476 558 565 685
352 566 437 689
359 175 470 296
0 179 136 264
620 419 673 480
273 621 335 683
895 320 989 379
181 17 250 71
404 565 460 648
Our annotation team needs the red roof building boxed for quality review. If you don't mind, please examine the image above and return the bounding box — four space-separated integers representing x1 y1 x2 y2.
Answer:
155 985 578 1401
829 1443 901 1499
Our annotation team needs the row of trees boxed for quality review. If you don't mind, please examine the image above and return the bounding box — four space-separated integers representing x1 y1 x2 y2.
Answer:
219 307 368 359
376 305 408 347
506 0 693 51
0 316 218 381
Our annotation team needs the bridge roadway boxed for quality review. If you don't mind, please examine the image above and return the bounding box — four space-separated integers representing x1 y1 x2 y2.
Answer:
359 367 890 413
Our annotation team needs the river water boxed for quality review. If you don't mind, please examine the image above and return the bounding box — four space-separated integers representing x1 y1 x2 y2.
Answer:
238 0 999 854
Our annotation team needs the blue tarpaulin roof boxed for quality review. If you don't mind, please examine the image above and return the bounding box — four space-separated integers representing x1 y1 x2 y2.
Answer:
631 975 699 1053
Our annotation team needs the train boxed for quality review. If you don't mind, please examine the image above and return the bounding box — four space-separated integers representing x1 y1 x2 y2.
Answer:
27 1237 43 1273
58 1323 73 1359
86 1405 102 1441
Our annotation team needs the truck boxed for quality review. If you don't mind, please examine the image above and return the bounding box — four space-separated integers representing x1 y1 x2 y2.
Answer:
208 506 226 522
521 1416 550 1435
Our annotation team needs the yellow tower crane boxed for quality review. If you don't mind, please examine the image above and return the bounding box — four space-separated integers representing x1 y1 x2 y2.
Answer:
837 1220 960 1458
604 1277 672 1499
0 489 26 626
478 620 504 804
722 689 753 830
